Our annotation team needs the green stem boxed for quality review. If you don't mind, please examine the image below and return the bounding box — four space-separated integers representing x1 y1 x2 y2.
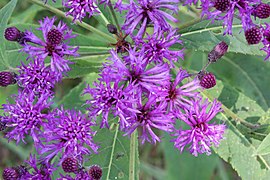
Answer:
27 0 116 43
108 1 121 31
95 3 110 25
129 130 137 180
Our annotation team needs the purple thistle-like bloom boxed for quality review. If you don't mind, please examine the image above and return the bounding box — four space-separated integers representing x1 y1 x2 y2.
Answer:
172 98 226 156
124 94 175 144
21 154 55 180
162 68 201 113
2 91 51 144
102 49 171 93
64 0 100 22
262 23 270 60
40 107 99 162
201 0 260 35
135 28 184 66
17 59 58 96
122 0 178 38
23 17 78 77
84 80 137 129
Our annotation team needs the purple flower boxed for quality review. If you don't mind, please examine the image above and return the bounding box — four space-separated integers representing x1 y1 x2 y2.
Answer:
101 49 171 93
171 98 226 156
122 0 178 38
162 68 201 113
84 80 138 129
124 94 175 144
23 17 78 76
2 91 52 144
40 107 98 162
21 154 55 180
262 23 270 60
64 0 100 22
17 59 58 96
201 0 260 35
135 28 184 66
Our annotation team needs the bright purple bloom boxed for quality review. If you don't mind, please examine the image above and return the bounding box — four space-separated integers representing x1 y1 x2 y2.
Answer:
84 80 138 129
21 154 55 180
135 28 184 66
23 17 78 76
171 99 226 156
262 23 270 60
122 0 178 38
2 91 52 144
64 0 100 22
201 0 260 35
162 68 201 113
17 59 58 96
124 94 175 144
40 107 99 162
102 49 171 93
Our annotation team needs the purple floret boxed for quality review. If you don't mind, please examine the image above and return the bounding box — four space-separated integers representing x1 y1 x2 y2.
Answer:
122 0 178 38
262 23 270 60
22 17 78 78
40 107 99 163
2 91 52 144
172 98 226 156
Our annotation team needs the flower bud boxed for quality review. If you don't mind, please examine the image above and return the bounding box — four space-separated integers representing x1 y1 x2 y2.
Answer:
198 72 216 89
252 3 270 19
107 24 118 34
89 165 102 180
4 27 21 41
0 120 7 131
0 72 16 87
62 157 80 173
245 27 262 45
208 41 228 63
2 167 19 180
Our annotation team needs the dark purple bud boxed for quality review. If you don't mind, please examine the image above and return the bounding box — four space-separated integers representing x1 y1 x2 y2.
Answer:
245 27 262 45
208 41 229 62
252 3 270 19
0 72 16 87
4 27 21 41
0 120 7 131
214 0 230 12
199 72 216 89
47 29 63 46
88 165 102 180
2 167 19 180
62 157 80 173
107 24 118 34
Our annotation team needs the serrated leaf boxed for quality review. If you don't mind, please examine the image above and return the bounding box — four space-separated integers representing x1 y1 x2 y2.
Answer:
255 134 270 156
0 0 17 70
179 20 265 56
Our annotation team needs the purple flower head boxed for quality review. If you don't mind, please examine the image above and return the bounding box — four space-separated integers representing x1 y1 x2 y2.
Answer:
23 17 78 76
22 154 55 180
124 94 175 144
64 0 100 22
171 98 226 156
2 91 52 144
122 0 178 38
202 0 260 35
17 59 58 96
101 49 171 93
40 107 99 163
262 23 270 60
135 28 184 67
84 79 138 130
162 68 201 113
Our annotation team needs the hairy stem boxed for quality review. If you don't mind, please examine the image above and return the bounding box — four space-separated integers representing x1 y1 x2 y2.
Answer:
129 130 137 180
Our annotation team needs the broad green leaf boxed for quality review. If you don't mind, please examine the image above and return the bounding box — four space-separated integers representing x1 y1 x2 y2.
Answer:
179 20 265 56
183 51 270 110
0 0 17 70
202 81 270 179
162 134 220 180
255 134 270 156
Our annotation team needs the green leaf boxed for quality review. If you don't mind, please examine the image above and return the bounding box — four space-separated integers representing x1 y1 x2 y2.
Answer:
201 81 270 179
255 134 270 156
179 20 265 56
0 0 18 70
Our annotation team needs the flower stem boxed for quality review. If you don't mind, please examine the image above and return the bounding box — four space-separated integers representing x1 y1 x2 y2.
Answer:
108 1 121 31
129 130 137 180
27 0 116 43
